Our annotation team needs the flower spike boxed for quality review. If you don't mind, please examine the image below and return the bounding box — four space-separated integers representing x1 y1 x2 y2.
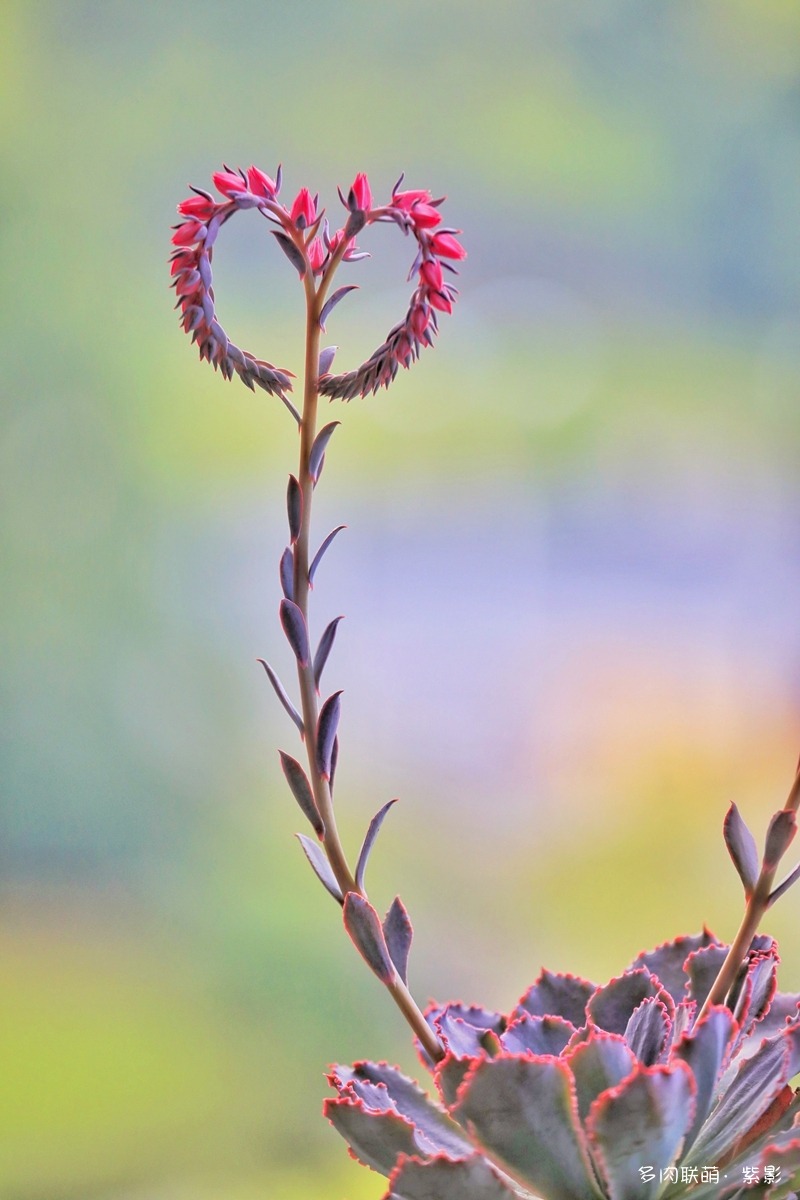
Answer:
171 165 464 404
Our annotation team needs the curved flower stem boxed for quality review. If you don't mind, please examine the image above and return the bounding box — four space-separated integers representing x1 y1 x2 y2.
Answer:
287 238 443 1064
697 759 800 1023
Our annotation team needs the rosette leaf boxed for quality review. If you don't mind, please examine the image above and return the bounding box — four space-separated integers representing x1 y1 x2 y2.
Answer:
328 932 800 1200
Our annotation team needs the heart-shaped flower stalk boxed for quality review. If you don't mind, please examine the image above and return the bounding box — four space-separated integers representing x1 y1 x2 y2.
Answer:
170 165 466 1063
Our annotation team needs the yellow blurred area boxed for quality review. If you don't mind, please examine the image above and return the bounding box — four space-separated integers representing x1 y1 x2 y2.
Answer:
2 1 800 1196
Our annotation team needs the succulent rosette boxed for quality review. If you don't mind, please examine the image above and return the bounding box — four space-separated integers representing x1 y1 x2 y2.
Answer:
326 931 800 1199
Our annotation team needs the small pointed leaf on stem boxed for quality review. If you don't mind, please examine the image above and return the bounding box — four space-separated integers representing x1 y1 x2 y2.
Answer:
297 833 343 903
280 751 324 837
272 229 306 277
330 735 339 795
280 394 302 426
355 799 398 892
763 809 797 871
318 346 338 376
309 525 346 587
723 803 759 897
256 659 304 735
316 691 342 780
287 475 302 543
309 421 340 483
343 893 395 985
279 598 310 667
768 861 800 908
383 896 413 985
279 547 294 600
319 285 358 332
314 616 343 690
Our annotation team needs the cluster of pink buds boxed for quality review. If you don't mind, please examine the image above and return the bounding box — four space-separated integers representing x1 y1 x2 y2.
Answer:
318 177 467 400
170 166 295 399
170 165 465 405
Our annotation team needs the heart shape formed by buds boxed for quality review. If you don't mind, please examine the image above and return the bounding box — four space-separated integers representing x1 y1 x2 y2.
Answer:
170 165 466 404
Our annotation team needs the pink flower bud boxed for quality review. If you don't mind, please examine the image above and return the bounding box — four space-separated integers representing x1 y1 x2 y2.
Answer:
246 165 277 198
430 232 466 260
307 237 326 273
428 290 453 314
170 250 195 274
393 189 431 211
420 259 444 292
171 220 205 247
290 188 317 229
349 172 373 212
212 170 248 197
178 195 217 219
408 203 442 229
411 307 430 337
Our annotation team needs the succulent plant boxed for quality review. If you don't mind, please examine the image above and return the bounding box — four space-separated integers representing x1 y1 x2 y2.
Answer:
171 164 800 1200
327 931 800 1198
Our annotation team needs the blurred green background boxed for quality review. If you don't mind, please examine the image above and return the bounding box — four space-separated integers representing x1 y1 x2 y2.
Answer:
2 1 800 1195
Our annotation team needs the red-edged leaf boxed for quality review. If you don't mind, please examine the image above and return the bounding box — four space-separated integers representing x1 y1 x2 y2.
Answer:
272 229 306 277
313 616 343 690
501 1013 576 1057
309 525 346 586
586 967 673 1034
564 1030 636 1125
296 833 342 902
256 659 304 734
324 1095 416 1176
429 1003 503 1060
286 475 302 542
753 1127 800 1189
515 969 596 1028
586 1062 696 1198
343 893 395 985
623 997 671 1066
385 1154 519 1200
687 1029 797 1166
355 799 398 891
684 942 729 1009
764 810 797 870
731 938 779 1035
329 1062 471 1160
309 421 340 482
329 733 339 794
455 1055 603 1200
279 750 323 837
318 345 338 376
316 691 342 780
769 860 800 907
319 285 358 331
672 1004 737 1156
279 598 310 667
279 546 294 600
724 802 760 897
726 1083 796 1161
629 929 721 1004
383 896 413 985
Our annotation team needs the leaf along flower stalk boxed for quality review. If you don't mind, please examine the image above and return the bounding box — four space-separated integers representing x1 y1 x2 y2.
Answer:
171 164 800 1199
